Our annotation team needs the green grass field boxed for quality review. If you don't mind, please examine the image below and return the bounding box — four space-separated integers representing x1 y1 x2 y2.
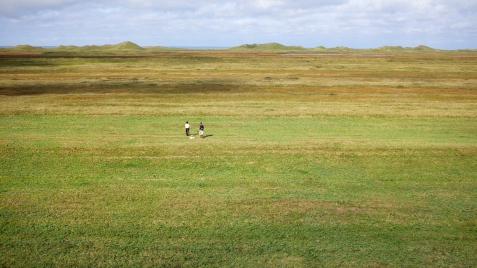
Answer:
1 48 476 267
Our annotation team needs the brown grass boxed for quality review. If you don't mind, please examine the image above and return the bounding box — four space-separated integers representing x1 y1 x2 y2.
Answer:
1 51 476 118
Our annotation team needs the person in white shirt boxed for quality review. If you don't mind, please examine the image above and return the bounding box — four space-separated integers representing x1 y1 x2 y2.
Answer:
185 121 190 136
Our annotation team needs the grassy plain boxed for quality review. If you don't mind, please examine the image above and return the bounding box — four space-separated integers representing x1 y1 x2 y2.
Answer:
1 48 477 267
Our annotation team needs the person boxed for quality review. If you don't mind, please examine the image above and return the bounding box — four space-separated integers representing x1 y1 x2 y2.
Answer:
185 121 190 136
199 122 204 138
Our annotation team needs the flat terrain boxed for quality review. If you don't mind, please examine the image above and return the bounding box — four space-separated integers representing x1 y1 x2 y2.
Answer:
1 49 476 267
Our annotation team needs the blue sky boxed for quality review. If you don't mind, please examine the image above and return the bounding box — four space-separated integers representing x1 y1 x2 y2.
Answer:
1 0 476 49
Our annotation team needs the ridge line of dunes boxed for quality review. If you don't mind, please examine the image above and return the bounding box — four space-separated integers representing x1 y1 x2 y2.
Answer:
2 41 476 54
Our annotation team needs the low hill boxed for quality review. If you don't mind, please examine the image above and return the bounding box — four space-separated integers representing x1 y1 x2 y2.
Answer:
414 45 436 51
41 41 148 55
108 41 144 51
56 45 80 50
1 42 475 55
8 45 44 52
229 42 306 52
78 41 143 52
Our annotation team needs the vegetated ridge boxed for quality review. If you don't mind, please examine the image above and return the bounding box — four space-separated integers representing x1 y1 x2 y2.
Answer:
1 41 476 55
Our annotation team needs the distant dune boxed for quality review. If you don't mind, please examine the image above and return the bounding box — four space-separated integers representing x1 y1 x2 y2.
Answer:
1 41 476 55
230 42 307 52
102 41 144 51
7 45 44 51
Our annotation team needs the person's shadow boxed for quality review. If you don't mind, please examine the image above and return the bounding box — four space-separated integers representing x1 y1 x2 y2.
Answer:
193 132 213 138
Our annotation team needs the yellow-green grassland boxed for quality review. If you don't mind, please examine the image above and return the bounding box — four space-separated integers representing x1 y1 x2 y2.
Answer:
1 42 476 267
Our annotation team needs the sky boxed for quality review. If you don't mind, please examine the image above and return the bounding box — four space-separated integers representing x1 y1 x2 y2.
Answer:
1 0 476 49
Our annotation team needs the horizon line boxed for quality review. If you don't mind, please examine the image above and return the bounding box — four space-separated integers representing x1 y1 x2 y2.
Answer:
1 42 476 50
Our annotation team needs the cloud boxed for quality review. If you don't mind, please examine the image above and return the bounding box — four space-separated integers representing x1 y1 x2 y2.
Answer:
1 0 349 17
1 0 73 17
0 0 476 48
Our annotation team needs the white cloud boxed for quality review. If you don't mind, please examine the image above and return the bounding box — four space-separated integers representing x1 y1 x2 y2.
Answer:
0 0 476 48
1 0 74 17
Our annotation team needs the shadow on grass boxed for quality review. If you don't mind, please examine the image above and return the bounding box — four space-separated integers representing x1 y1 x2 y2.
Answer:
190 132 213 139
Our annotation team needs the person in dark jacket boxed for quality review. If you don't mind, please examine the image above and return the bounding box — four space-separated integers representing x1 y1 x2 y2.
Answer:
199 122 204 138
